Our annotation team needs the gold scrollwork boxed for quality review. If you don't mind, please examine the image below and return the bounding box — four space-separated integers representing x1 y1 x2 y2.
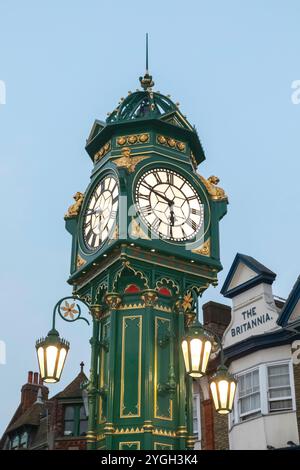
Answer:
191 238 211 256
94 141 111 163
157 135 186 152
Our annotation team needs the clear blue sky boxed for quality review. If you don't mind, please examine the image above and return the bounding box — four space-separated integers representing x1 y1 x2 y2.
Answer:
0 0 299 434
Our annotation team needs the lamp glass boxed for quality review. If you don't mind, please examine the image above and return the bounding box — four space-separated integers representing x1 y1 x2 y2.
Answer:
209 367 237 414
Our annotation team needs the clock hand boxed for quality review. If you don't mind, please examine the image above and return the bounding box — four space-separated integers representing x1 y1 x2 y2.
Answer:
151 189 173 206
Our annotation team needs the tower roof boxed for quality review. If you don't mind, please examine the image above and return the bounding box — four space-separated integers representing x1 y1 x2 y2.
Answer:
106 90 178 124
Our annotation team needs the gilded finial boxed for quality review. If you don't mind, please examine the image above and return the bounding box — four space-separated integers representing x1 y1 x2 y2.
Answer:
139 33 154 91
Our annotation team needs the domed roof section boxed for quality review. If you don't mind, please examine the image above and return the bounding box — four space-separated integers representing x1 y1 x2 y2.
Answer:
106 72 178 124
106 90 178 124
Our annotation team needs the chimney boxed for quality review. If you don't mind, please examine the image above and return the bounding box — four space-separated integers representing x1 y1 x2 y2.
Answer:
21 371 49 413
202 301 231 339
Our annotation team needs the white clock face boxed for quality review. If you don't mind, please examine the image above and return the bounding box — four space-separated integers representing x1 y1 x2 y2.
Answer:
83 175 119 250
135 169 204 241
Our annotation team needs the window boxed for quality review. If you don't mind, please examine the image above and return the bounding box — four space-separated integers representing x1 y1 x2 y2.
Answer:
10 435 20 450
267 364 292 412
192 394 201 442
64 405 88 437
238 369 261 420
79 405 88 436
232 361 295 426
19 431 28 448
64 406 75 436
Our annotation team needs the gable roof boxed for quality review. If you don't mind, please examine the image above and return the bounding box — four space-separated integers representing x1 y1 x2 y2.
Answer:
277 276 300 328
221 253 276 298
6 402 47 433
52 370 88 400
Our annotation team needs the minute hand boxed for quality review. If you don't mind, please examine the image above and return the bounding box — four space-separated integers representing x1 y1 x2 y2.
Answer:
151 189 173 206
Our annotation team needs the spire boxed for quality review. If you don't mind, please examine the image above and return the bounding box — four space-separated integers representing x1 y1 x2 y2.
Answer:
80 361 84 373
139 33 154 91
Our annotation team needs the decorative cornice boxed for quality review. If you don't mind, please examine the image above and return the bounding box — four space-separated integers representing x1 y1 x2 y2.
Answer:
157 134 186 152
117 133 149 146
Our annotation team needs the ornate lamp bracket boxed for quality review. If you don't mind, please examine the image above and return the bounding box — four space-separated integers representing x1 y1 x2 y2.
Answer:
52 295 91 330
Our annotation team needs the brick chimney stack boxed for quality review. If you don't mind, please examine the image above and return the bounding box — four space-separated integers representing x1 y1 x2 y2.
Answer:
21 371 49 413
202 301 231 339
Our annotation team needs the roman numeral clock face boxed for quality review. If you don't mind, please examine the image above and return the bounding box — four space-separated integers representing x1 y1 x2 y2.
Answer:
135 169 204 241
82 175 119 250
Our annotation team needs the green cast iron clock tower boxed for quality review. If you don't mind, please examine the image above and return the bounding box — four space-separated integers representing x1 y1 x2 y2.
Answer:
64 68 228 450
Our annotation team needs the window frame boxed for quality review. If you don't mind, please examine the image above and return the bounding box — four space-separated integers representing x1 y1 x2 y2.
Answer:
267 361 294 413
192 393 201 444
237 367 261 420
63 404 88 437
230 359 295 426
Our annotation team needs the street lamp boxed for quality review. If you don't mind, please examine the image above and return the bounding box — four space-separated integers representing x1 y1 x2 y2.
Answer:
209 365 237 415
181 322 213 377
36 296 90 383
181 291 237 414
36 329 69 383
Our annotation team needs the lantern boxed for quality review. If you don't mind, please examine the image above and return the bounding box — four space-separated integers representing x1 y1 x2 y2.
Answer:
209 365 237 414
181 322 213 377
36 329 69 383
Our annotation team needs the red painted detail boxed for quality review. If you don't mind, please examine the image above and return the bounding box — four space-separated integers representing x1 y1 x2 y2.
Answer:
124 284 140 294
158 287 172 296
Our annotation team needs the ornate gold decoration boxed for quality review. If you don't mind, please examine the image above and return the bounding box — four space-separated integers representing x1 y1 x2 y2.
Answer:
153 428 177 437
154 304 172 313
64 192 84 219
128 135 137 144
61 301 79 319
117 133 149 146
182 292 193 312
167 138 176 147
119 303 144 310
117 136 127 145
197 174 228 201
130 217 149 239
157 135 166 144
114 427 143 435
141 289 158 307
112 147 149 173
155 277 180 294
94 140 111 163
192 238 211 257
76 254 86 268
104 292 122 309
157 135 186 152
190 151 197 169
90 304 104 320
113 260 149 290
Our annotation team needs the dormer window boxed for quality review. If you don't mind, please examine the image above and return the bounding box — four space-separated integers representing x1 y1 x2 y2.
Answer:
64 405 88 437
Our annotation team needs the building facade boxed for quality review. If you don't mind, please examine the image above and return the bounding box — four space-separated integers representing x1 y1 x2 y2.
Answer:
221 254 300 450
0 364 88 450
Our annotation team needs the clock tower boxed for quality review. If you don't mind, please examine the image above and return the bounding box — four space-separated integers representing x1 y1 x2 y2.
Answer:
64 68 228 450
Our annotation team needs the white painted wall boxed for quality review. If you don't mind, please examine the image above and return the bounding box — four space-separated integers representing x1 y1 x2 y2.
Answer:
223 282 280 348
228 345 299 450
